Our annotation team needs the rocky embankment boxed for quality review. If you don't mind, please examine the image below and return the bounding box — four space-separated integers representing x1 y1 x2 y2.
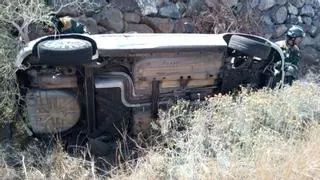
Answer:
255 0 320 71
43 0 320 72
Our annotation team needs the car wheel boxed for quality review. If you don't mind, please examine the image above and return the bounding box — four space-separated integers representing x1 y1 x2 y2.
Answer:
37 38 93 65
228 35 271 60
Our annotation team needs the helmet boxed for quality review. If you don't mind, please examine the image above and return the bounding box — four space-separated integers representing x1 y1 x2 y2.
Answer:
286 25 306 39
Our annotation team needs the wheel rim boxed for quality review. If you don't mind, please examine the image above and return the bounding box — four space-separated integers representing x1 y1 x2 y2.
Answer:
41 39 89 50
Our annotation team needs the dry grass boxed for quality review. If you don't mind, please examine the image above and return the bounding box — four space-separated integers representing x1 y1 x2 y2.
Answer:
0 78 320 179
0 29 22 123
194 0 263 35
109 78 320 180
0 141 100 179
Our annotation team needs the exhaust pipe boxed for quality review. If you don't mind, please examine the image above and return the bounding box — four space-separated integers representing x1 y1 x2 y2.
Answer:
95 72 152 107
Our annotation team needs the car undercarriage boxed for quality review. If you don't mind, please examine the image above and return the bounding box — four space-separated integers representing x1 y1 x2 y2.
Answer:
14 33 285 156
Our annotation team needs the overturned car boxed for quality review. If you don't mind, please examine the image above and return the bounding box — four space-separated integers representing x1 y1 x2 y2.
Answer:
15 33 286 152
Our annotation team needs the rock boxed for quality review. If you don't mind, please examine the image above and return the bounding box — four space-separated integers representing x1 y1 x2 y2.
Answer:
141 17 174 33
173 20 194 33
303 17 313 25
173 20 185 33
308 25 318 37
225 0 239 7
300 5 315 17
301 47 320 66
136 0 158 15
313 15 320 26
53 2 80 17
288 3 298 15
250 0 260 8
123 12 141 23
82 0 108 17
272 6 288 24
286 15 299 24
300 47 320 75
298 16 303 23
315 34 320 50
94 8 124 33
258 0 277 11
313 0 320 8
159 2 181 19
52 0 112 17
301 35 314 46
305 0 314 4
75 17 99 34
184 22 195 33
301 24 312 34
97 26 107 34
263 25 275 38
276 0 288 5
264 33 273 39
124 23 154 33
156 0 167 7
176 1 187 14
184 0 204 16
109 0 140 12
263 15 274 26
205 0 215 8
291 0 305 8
273 25 288 38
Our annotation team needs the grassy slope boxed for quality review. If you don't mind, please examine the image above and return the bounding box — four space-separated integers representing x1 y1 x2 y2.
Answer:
0 1 319 178
110 78 320 180
1 78 320 179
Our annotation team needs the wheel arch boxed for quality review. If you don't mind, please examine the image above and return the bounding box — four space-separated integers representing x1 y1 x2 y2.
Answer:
15 34 99 68
31 34 98 58
223 33 285 62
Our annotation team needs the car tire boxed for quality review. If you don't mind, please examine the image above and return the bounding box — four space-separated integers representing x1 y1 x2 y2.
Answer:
37 38 93 65
228 35 271 60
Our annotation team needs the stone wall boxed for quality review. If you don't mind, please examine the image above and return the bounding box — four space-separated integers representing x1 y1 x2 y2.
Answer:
53 0 200 34
253 0 320 72
47 0 320 72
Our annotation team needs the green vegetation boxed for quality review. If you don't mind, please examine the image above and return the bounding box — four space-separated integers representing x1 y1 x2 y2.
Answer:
0 0 52 124
109 79 320 179
0 79 320 179
0 29 21 123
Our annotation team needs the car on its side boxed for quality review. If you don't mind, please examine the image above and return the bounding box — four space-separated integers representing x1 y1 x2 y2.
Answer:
14 33 285 154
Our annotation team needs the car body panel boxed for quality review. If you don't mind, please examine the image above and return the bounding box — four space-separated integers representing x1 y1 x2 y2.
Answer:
14 32 286 145
15 33 228 67
15 32 284 68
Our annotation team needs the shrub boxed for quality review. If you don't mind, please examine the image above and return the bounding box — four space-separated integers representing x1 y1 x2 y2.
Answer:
194 0 263 35
0 29 21 123
110 78 320 179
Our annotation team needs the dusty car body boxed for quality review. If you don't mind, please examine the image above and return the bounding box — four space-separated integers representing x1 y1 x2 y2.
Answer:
15 33 285 151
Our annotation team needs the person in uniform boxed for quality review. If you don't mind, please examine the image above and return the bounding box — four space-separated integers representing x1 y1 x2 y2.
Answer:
43 15 88 35
274 25 305 85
